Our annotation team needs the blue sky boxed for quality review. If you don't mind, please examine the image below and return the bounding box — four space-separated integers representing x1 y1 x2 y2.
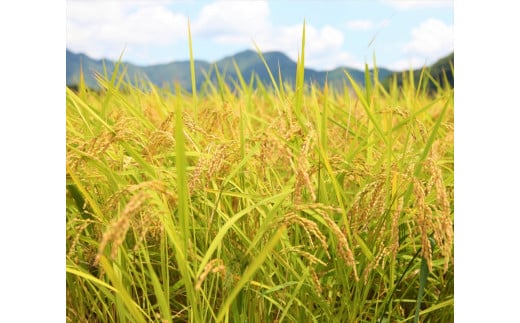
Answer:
67 0 453 71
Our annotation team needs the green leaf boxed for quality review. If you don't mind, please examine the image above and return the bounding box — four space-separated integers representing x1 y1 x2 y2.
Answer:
216 226 286 322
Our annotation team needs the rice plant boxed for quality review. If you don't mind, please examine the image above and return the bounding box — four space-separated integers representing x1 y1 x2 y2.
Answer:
66 23 453 323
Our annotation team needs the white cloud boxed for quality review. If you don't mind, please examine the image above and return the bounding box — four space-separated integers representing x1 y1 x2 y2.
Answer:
253 24 351 70
346 20 375 31
403 18 453 56
388 56 430 71
345 19 391 35
191 1 351 70
383 18 453 70
192 1 270 38
66 2 127 24
66 2 188 61
311 51 365 71
92 6 187 46
65 1 377 70
381 0 453 10
378 19 391 29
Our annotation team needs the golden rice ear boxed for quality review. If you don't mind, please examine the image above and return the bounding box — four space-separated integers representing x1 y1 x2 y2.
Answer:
94 192 148 266
321 211 358 281
195 258 227 291
281 212 331 260
413 179 434 271
426 141 454 272
294 125 317 203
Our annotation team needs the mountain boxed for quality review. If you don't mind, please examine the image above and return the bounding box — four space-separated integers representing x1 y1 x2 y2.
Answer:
66 50 209 91
209 50 394 92
383 52 454 92
66 49 450 93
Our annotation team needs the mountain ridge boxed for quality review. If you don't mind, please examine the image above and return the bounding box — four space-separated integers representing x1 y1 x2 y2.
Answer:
66 49 452 92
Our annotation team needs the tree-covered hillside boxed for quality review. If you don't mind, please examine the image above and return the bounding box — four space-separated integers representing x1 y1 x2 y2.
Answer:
383 53 454 93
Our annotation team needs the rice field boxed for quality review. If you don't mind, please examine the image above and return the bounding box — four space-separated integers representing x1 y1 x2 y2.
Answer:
66 29 453 322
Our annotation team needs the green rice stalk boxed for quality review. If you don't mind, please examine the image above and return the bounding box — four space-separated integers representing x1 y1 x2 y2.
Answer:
197 189 292 278
401 299 454 322
253 42 281 99
98 256 148 323
215 226 286 322
294 19 306 123
66 164 104 222
143 251 172 323
66 266 117 293
414 253 430 323
188 18 197 101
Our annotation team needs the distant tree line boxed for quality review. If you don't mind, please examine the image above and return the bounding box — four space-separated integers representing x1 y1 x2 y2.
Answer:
67 52 454 95
382 53 454 94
